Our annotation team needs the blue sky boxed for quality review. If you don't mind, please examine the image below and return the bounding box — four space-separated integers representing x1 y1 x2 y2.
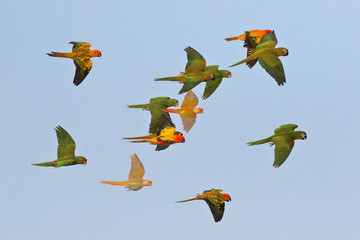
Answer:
2 1 360 239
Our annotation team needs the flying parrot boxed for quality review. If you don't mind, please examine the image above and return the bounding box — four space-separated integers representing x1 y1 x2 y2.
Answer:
162 90 203 132
123 113 185 151
247 124 307 168
202 65 232 100
229 31 288 86
154 46 216 94
101 153 152 191
176 189 231 222
127 97 179 134
225 29 273 42
47 41 102 86
32 125 87 168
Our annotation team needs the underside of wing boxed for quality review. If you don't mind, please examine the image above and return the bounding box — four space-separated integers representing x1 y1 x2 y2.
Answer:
155 144 170 151
273 136 294 167
181 90 199 109
73 58 93 86
157 113 175 136
55 125 76 159
258 55 286 85
184 47 206 74
202 76 222 100
179 77 203 94
180 112 196 133
204 198 225 222
128 153 145 180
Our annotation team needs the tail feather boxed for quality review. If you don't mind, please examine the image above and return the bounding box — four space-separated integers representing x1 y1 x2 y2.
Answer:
123 134 155 140
47 52 74 58
247 137 272 146
127 103 150 109
101 181 127 186
162 109 181 114
154 76 184 82
176 197 199 203
32 161 55 167
224 35 245 41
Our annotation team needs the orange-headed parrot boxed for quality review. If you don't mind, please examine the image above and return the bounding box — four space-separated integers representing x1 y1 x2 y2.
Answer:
162 90 203 132
225 29 273 42
123 114 185 151
176 189 231 222
47 41 102 86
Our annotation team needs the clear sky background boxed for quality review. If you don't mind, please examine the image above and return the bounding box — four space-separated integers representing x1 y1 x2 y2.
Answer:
2 1 360 239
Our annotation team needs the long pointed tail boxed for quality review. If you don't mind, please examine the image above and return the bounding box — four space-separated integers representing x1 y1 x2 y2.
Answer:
225 34 245 41
123 134 155 140
176 196 200 203
32 161 55 167
47 52 74 58
162 109 181 114
154 76 184 82
247 137 272 146
127 103 150 109
101 181 127 186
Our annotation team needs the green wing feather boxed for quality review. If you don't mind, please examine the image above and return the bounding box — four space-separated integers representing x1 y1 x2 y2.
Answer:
274 124 298 134
128 154 145 180
149 98 175 134
202 76 221 100
257 56 286 85
55 125 76 160
69 41 91 52
179 76 203 94
73 58 92 86
184 47 206 74
256 32 278 50
273 135 294 168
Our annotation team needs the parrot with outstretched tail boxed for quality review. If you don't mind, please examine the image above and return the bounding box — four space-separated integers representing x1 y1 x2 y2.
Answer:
47 41 102 86
162 90 203 133
202 65 232 100
123 114 185 151
247 124 307 168
229 31 288 86
32 125 87 168
154 46 216 94
127 97 178 134
225 29 273 42
176 189 231 222
101 153 152 191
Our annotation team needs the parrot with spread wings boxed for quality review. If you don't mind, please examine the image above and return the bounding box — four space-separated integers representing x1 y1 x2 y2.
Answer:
176 189 231 222
162 90 203 132
229 31 288 86
247 124 307 168
47 41 102 86
32 125 87 168
201 65 231 100
101 153 152 191
123 114 185 151
127 97 179 134
154 46 216 94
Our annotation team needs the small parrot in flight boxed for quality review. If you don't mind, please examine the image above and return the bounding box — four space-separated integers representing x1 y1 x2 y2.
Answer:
247 124 307 168
154 46 216 94
123 113 185 151
225 29 273 42
47 41 102 86
176 189 231 222
162 90 203 133
229 31 288 86
101 153 152 191
202 65 232 100
32 125 87 168
127 97 179 134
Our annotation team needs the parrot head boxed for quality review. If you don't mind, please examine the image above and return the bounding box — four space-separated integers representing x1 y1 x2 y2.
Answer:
220 70 231 78
194 108 204 114
223 194 232 202
75 156 87 165
174 132 185 143
143 180 152 186
168 99 179 107
90 50 102 57
300 131 307 140
276 47 289 56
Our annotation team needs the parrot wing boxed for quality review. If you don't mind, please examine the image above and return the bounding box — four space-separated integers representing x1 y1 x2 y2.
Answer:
128 153 145 180
72 57 93 86
181 90 199 109
55 125 76 160
157 113 175 136
180 111 196 133
203 195 226 222
155 145 170 151
274 124 298 134
178 76 203 94
202 75 222 100
256 31 278 50
184 46 206 74
273 135 294 168
258 55 286 86
69 41 91 52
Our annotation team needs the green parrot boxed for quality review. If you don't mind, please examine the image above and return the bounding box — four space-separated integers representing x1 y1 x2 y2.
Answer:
176 189 231 222
202 65 232 100
32 126 87 168
127 97 179 134
247 124 307 168
154 46 216 94
229 31 288 86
